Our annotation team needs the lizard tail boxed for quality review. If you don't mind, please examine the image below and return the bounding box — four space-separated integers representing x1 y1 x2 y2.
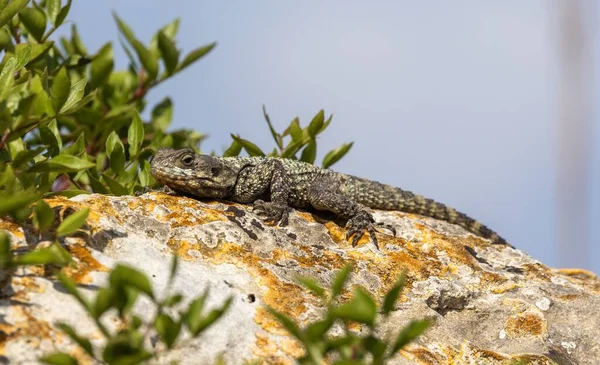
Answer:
394 191 507 245
350 179 507 245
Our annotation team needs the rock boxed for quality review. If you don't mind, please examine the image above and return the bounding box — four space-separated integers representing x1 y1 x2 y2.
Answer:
0 193 598 364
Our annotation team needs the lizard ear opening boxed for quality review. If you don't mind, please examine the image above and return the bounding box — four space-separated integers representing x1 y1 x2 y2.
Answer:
210 165 220 176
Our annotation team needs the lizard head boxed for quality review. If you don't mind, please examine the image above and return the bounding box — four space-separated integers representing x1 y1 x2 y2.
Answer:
150 147 238 198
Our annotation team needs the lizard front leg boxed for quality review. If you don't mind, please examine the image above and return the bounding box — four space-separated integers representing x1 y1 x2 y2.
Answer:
307 178 395 249
235 159 292 226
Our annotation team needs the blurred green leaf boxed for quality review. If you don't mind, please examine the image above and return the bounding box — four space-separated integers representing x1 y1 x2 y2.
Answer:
267 307 303 340
57 323 93 356
152 97 173 131
0 0 29 29
51 67 70 114
127 111 143 157
45 0 60 25
29 154 95 172
223 139 242 157
0 231 12 269
14 43 31 71
183 289 208 333
106 131 125 173
14 242 72 266
230 134 265 157
56 207 89 237
390 320 431 355
154 313 181 349
300 140 316 164
187 297 233 336
70 24 87 55
175 42 216 73
19 6 46 42
131 38 158 82
307 110 324 138
332 264 352 299
93 287 115 317
382 273 405 315
296 275 325 299
112 11 136 47
262 105 282 149
54 0 70 27
109 264 154 299
322 142 353 169
167 254 178 287
60 77 87 113
0 190 39 215
33 199 54 231
90 42 113 88
138 159 153 186
15 41 53 63
0 56 16 99
157 30 178 74
333 288 377 325
102 173 128 196
40 352 79 365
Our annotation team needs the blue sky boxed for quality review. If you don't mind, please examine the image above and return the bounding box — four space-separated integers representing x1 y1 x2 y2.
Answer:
66 1 598 273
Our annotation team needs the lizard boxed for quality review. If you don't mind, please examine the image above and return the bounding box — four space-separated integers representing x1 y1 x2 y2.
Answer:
150 147 508 249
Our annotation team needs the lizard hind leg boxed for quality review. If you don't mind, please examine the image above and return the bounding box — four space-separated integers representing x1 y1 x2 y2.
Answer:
252 199 292 226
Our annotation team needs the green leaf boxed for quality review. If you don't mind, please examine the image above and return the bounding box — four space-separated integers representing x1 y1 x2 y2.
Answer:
112 11 136 47
382 272 405 315
0 0 29 29
188 297 233 336
110 264 153 298
0 231 12 269
101 173 128 196
364 335 387 363
60 77 87 113
154 314 181 349
183 290 208 333
39 118 62 155
151 97 173 131
55 0 70 27
162 293 183 307
127 111 143 157
280 139 304 159
157 30 178 74
167 254 178 287
14 243 72 266
266 307 303 340
90 42 114 88
29 154 95 172
40 352 79 365
131 38 158 81
0 190 39 215
57 272 93 312
106 131 125 173
93 287 115 317
33 199 54 231
296 276 325 299
0 56 16 99
332 264 352 299
138 159 153 186
305 316 334 339
175 42 216 73
322 142 353 169
14 43 31 71
57 323 93 356
307 110 325 138
70 24 87 55
284 117 303 142
300 140 316 164
262 105 282 149
15 41 53 63
223 139 242 157
390 320 432 355
46 0 60 25
51 67 70 114
56 207 89 237
230 134 265 157
332 288 377 325
19 6 46 42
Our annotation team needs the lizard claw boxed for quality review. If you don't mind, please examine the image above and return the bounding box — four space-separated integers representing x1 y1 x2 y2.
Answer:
253 200 291 226
345 212 397 249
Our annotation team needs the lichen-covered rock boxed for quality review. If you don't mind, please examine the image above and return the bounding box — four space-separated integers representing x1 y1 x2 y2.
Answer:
0 193 598 364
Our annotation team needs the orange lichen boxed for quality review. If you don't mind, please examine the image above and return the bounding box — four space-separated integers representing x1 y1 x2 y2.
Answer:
504 312 547 338
63 244 109 284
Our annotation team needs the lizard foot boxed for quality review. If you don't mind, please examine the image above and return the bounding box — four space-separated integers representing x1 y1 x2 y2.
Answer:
135 185 175 196
346 211 396 249
252 199 292 226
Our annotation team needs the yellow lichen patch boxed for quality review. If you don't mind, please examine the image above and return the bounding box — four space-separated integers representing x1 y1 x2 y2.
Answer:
63 244 109 284
279 337 304 358
398 344 448 365
0 220 23 238
556 268 600 293
480 272 519 294
252 333 294 365
45 196 107 226
504 312 547 338
0 306 53 353
521 263 552 282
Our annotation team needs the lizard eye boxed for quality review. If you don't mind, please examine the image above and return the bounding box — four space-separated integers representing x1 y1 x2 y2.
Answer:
210 166 220 176
181 155 194 166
